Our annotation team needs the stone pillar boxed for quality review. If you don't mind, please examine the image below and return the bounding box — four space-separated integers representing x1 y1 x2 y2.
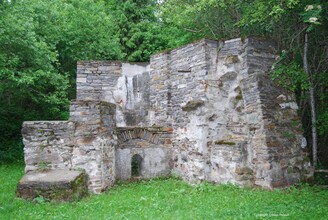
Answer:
70 100 117 193
149 52 171 126
241 37 312 188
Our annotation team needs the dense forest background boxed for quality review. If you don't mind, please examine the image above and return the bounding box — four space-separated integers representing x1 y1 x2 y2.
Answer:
0 0 327 168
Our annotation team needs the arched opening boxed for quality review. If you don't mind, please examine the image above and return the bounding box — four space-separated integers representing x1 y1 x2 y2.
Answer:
131 154 142 177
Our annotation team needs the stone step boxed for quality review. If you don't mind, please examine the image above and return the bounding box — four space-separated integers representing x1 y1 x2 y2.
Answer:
16 169 88 202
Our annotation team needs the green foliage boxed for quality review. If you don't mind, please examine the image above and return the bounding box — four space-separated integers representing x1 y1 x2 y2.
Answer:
271 51 310 91
1 165 328 219
107 0 168 61
0 1 70 162
0 140 23 164
317 111 328 136
33 196 47 204
238 0 302 34
315 71 328 137
161 0 242 41
314 163 328 185
0 0 123 163
300 3 323 32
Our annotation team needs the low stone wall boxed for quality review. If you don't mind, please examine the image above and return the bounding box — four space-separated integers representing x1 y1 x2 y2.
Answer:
22 121 75 173
22 100 117 193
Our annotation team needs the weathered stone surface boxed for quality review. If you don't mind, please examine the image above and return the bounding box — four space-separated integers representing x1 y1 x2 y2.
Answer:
149 37 312 188
181 100 205 112
76 61 150 127
16 170 88 202
22 101 117 194
116 145 171 180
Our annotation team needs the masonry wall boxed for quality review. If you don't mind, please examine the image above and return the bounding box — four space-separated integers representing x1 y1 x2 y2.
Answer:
22 121 75 173
22 101 117 193
69 100 117 193
150 39 217 183
148 37 312 188
243 38 312 187
76 61 150 127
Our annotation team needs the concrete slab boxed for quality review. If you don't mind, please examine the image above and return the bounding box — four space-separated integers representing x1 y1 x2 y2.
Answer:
16 169 88 202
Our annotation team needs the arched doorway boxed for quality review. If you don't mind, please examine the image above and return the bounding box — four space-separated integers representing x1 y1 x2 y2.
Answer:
131 154 142 177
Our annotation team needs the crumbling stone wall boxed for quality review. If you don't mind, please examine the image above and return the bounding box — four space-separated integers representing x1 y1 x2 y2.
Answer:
22 37 312 193
22 101 117 193
69 101 117 192
22 121 75 173
148 37 312 188
76 61 150 126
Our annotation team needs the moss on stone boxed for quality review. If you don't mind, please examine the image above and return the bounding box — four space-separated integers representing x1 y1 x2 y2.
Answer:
214 140 236 145
282 131 295 140
235 94 243 100
235 167 253 175
39 144 48 150
181 100 205 112
303 157 311 163
37 161 51 171
225 55 240 64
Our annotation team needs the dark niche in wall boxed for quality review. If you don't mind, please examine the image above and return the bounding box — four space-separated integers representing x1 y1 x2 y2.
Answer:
131 154 143 177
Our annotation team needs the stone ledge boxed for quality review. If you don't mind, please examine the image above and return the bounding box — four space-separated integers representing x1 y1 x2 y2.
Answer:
16 169 88 202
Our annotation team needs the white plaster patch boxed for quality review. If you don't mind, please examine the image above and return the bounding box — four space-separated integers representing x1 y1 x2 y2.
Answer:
122 63 150 77
301 137 307 148
279 102 298 110
178 84 187 89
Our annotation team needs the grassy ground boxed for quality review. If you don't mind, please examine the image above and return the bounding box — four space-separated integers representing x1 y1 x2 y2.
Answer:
1 164 328 220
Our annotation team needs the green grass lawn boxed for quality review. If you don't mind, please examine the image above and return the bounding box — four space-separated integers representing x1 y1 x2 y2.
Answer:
1 164 327 220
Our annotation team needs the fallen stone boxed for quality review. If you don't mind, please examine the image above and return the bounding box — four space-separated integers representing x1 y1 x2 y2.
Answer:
16 169 88 202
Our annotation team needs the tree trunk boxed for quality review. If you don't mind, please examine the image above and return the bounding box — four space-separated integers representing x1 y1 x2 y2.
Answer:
303 32 318 167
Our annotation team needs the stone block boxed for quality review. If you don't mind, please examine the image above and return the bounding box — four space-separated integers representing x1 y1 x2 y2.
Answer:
16 170 88 202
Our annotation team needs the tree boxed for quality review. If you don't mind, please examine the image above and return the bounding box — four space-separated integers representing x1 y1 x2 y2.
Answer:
300 3 323 167
107 0 168 61
0 0 69 162
0 0 123 163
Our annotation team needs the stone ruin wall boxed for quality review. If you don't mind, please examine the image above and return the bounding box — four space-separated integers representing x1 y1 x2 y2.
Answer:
22 37 312 193
23 101 117 193
76 61 151 126
149 37 312 187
